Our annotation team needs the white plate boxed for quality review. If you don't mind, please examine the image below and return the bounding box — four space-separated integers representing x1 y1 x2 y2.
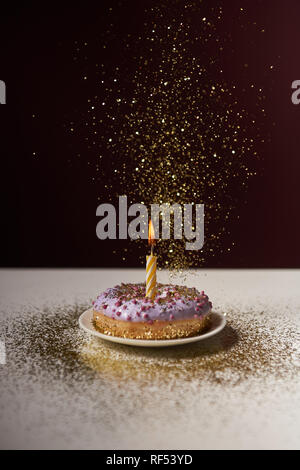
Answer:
79 308 226 348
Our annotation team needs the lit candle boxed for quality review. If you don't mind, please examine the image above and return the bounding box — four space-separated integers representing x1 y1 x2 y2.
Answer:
146 219 157 300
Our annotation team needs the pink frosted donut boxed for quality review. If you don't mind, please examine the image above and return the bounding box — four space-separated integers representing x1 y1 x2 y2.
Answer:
93 283 212 340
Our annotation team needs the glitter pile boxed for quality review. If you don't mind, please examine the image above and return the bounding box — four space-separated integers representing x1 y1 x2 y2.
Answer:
1 302 299 386
0 299 299 448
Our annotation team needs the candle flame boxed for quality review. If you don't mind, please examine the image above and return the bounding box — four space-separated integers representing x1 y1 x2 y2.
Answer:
148 219 156 246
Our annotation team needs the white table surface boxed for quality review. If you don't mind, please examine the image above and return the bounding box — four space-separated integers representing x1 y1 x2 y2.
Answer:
0 269 299 450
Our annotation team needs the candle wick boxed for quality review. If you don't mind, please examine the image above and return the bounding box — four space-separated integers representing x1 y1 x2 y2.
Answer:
151 245 154 256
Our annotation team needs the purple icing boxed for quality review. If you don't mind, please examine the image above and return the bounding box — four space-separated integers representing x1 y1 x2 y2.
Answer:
93 283 212 323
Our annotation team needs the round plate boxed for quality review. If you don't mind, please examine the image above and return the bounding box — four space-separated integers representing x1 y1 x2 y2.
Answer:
79 308 226 348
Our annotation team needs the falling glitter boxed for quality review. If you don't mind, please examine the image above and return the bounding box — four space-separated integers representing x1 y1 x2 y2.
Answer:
69 2 267 271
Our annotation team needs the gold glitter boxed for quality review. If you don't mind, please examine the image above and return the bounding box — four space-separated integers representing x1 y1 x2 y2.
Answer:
1 296 299 449
81 307 300 385
2 302 298 387
70 2 267 272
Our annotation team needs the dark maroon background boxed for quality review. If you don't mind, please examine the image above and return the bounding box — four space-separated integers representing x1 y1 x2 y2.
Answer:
0 0 300 268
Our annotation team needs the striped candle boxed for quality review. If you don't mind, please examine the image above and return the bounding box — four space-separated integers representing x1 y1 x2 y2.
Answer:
146 254 157 300
146 219 157 299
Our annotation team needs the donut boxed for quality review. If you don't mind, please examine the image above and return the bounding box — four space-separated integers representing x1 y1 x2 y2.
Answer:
92 283 212 340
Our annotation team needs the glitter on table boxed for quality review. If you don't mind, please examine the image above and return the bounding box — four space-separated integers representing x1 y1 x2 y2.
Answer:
0 269 299 450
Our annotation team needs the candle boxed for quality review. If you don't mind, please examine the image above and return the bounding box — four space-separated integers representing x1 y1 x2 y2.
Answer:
146 219 157 300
